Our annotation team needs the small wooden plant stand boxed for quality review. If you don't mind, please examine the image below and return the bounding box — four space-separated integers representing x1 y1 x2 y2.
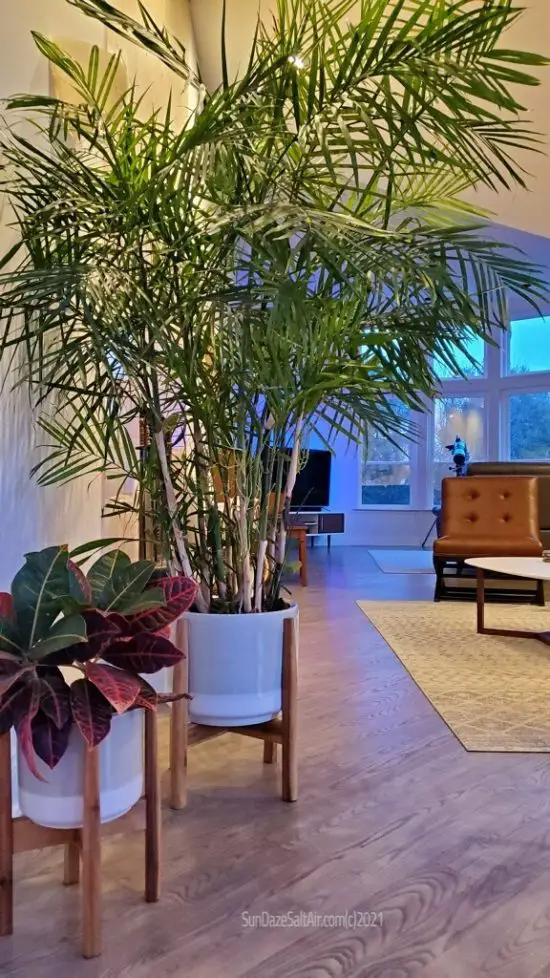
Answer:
168 616 298 809
0 617 298 958
0 710 161 959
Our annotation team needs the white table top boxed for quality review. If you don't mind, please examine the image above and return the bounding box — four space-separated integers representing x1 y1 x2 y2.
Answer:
466 556 550 580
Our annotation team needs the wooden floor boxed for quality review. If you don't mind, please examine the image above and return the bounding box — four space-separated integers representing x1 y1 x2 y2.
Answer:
3 546 550 977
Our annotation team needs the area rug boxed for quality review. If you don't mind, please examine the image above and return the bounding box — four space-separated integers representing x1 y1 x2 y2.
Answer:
368 548 434 574
357 600 550 752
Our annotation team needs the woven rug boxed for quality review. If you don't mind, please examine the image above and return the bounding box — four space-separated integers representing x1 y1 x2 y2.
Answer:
357 600 550 752
368 548 434 574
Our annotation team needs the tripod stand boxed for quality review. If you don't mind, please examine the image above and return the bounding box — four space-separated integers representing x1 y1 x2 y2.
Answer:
421 508 440 549
421 456 469 549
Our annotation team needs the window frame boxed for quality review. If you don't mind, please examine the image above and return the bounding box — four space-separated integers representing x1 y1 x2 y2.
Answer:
358 407 428 511
504 316 550 379
357 320 550 511
502 383 550 462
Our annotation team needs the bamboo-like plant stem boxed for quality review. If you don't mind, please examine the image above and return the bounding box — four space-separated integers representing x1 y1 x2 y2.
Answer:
238 491 253 613
254 538 268 612
192 421 212 603
276 417 304 565
153 428 208 612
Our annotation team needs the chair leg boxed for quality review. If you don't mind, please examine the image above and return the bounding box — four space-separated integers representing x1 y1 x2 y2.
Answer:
0 734 13 937
536 578 545 606
434 559 444 602
281 619 298 802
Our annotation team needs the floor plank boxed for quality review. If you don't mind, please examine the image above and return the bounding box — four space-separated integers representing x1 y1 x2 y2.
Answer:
2 547 550 976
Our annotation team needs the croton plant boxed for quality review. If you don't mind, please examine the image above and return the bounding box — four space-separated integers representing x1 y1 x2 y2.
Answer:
0 544 197 776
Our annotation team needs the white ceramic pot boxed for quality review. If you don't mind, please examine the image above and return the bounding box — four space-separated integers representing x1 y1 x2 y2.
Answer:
18 710 144 829
146 667 173 695
185 603 298 726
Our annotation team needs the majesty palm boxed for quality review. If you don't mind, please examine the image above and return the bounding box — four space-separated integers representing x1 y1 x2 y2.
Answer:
0 0 547 611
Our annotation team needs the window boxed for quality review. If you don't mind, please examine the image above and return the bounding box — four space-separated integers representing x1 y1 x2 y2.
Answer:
357 315 550 510
432 396 485 505
508 317 550 375
361 402 411 506
434 334 486 380
509 391 550 460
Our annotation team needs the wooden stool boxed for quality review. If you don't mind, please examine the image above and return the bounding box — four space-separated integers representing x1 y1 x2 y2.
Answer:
169 616 298 809
0 711 161 959
288 526 308 586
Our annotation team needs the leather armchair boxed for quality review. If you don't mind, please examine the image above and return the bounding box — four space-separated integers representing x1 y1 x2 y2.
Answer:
433 475 543 600
467 462 550 548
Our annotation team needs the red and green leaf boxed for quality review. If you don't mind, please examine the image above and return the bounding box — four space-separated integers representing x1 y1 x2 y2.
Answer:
38 668 71 729
103 632 184 673
0 593 14 621
0 662 33 697
17 715 46 781
31 712 72 769
0 649 28 677
0 675 40 730
28 613 87 662
87 549 131 606
0 619 24 657
11 545 71 647
44 609 121 666
68 559 92 605
14 677 43 781
82 609 122 657
85 661 141 713
132 678 158 711
127 577 198 633
70 678 113 748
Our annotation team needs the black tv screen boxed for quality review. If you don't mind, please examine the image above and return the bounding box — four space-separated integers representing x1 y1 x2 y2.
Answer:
291 449 331 509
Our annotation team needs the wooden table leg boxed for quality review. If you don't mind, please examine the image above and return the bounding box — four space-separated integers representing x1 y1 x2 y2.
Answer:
170 620 188 810
281 618 298 802
63 839 80 886
82 747 101 959
476 567 486 634
144 711 160 903
0 733 13 937
299 531 308 587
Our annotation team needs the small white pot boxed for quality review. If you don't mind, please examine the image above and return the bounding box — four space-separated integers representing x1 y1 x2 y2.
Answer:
18 710 144 829
184 603 298 726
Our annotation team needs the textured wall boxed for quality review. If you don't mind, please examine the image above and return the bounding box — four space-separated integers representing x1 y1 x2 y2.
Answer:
0 1 107 587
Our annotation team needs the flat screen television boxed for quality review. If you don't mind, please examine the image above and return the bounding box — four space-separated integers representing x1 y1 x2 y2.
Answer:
291 449 331 510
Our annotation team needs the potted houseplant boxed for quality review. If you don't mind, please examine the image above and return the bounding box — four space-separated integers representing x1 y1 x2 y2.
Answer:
0 544 196 827
0 1 548 724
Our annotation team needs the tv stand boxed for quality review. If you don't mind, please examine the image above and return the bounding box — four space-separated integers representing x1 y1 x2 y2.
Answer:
288 509 345 548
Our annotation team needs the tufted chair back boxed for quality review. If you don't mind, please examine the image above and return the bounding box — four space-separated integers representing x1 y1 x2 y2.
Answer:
434 476 543 558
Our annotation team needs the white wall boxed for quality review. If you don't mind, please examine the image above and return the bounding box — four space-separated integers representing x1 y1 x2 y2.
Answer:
0 1 198 585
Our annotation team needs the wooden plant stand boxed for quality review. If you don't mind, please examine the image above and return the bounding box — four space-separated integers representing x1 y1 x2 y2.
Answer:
288 526 308 587
169 616 298 809
0 711 161 959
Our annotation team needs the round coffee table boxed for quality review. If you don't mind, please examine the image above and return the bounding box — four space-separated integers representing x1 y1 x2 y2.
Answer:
466 556 550 644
